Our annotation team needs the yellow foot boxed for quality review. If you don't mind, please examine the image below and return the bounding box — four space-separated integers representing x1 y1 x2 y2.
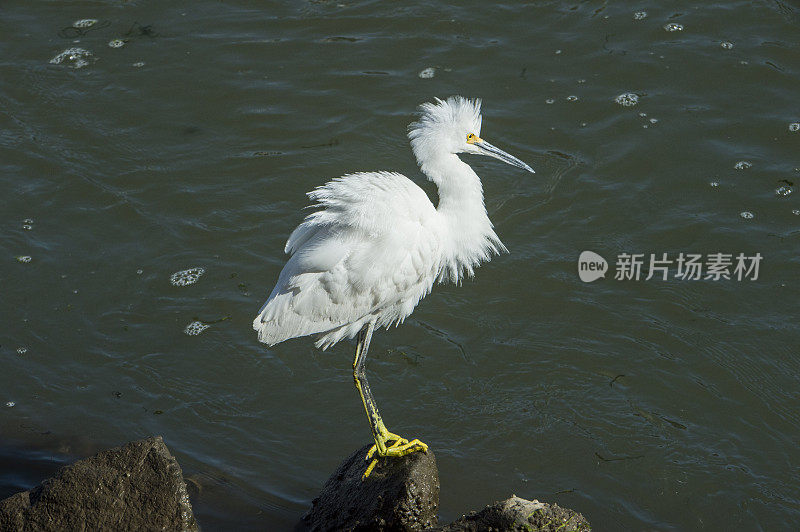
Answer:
362 434 428 480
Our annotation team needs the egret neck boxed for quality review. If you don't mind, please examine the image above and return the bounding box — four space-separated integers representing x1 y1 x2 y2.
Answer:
421 153 506 283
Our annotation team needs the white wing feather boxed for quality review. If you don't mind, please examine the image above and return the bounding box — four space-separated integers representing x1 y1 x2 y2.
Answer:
253 172 442 349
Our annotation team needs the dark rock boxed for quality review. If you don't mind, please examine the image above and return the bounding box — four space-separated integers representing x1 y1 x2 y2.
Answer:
430 496 591 532
297 443 439 531
0 436 197 531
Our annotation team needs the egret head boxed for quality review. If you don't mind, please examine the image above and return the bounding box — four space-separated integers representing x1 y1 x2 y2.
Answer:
408 96 535 173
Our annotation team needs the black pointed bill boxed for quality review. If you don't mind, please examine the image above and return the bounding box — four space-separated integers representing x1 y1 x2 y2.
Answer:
474 138 535 173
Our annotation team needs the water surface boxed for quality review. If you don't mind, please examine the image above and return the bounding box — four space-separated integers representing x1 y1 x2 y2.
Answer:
2 1 799 529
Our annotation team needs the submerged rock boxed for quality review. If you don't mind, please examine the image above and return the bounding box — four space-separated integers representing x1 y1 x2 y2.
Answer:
431 496 590 532
297 443 439 531
0 436 197 531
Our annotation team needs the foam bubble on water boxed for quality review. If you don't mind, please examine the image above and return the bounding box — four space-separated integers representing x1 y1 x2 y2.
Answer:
566 95 579 102
418 67 435 79
22 218 33 230
5 402 14 408
789 123 800 132
734 161 752 170
72 19 98 29
108 39 125 49
720 41 734 49
775 185 793 196
170 267 205 286
132 61 145 68
663 23 684 32
49 47 94 69
740 211 754 219
136 268 143 275
16 255 31 263
615 92 639 106
545 98 555 104
16 347 27 355
634 11 647 20
184 321 210 336
649 118 659 124
709 181 720 187
793 209 800 216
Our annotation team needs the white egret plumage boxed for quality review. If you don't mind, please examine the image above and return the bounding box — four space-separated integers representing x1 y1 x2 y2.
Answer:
253 96 534 478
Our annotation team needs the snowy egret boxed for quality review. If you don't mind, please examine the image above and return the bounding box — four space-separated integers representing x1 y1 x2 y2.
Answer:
254 96 534 478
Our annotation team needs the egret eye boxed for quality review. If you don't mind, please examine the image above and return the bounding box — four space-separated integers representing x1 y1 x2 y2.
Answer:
466 133 476 143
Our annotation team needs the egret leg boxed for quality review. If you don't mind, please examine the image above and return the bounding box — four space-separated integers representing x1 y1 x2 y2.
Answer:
353 321 428 480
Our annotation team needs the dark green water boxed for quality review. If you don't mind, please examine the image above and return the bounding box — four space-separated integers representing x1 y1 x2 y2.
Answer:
2 1 799 529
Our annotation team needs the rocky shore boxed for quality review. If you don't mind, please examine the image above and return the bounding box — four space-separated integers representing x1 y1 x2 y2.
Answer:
0 437 590 531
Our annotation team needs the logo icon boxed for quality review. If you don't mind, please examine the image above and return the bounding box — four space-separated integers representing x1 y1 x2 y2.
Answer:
578 251 608 282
